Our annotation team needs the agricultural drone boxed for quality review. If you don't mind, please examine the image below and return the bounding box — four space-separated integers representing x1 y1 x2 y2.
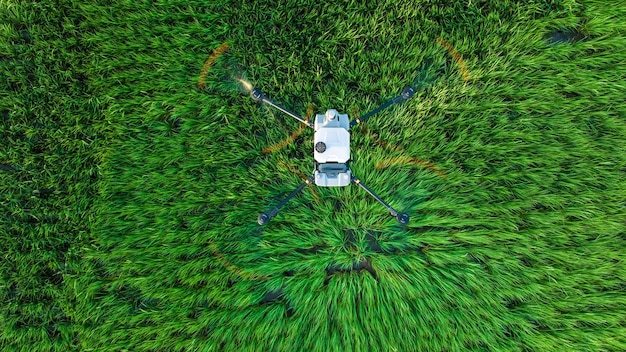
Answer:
251 84 418 225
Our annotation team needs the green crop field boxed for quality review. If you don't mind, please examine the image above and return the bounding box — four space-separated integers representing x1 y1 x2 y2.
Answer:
1 0 625 351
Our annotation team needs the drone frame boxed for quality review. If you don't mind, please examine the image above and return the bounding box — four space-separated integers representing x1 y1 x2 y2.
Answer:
252 86 415 225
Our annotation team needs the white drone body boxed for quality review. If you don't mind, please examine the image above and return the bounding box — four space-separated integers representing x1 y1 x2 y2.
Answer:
313 109 351 187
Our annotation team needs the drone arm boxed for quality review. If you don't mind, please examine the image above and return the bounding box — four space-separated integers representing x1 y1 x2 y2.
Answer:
258 174 315 225
349 86 415 128
251 88 313 128
351 174 409 224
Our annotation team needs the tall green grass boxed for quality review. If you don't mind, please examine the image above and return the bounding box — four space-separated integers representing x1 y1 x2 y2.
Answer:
1 0 625 351
1 0 108 350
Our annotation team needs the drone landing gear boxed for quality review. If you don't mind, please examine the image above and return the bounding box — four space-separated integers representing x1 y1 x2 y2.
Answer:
351 175 409 224
258 174 315 225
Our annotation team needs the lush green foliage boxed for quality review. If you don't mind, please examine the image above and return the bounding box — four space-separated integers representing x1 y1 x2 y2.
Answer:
1 0 625 351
